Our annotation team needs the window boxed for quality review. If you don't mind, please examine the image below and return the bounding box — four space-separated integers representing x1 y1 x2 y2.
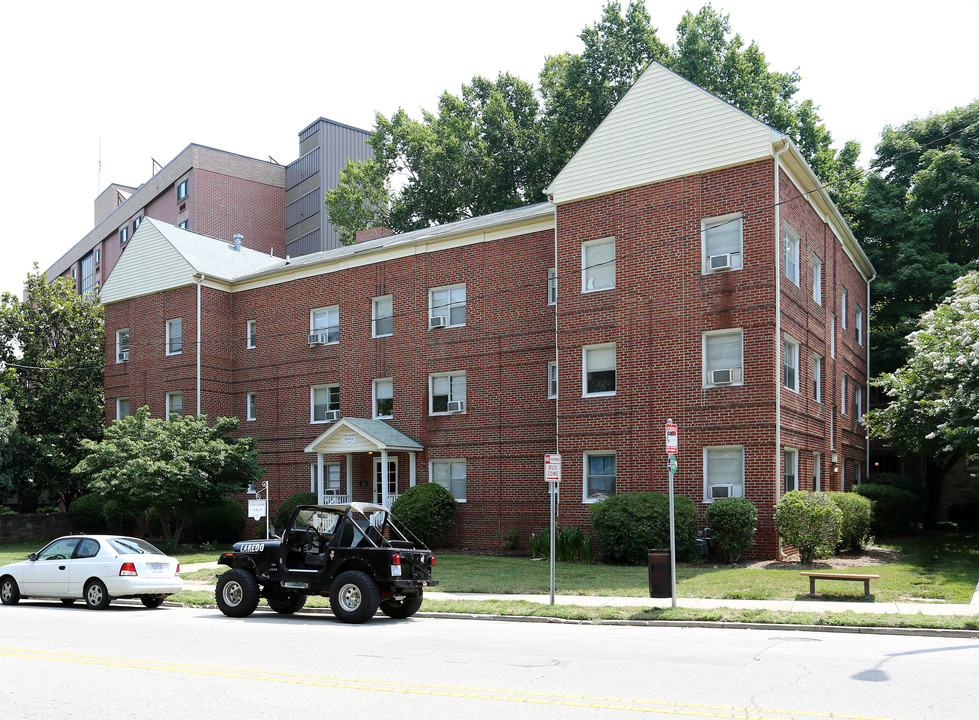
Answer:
373 378 393 418
429 284 466 328
841 288 848 329
813 452 822 492
830 314 836 358
784 448 798 493
95 248 101 263
80 252 94 296
784 225 800 285
133 216 142 232
372 295 393 337
178 219 189 229
116 397 130 420
310 306 339 344
783 334 799 391
311 463 342 498
246 392 257 421
430 372 466 414
548 361 558 399
119 226 129 244
177 179 188 201
116 329 130 363
855 384 863 422
166 319 182 355
704 446 744 501
431 459 466 501
812 255 823 304
855 304 864 345
855 460 863 485
165 392 182 418
583 344 616 396
583 452 616 502
547 268 557 305
311 385 340 423
702 214 743 273
841 374 848 415
246 320 257 349
813 353 822 402
582 237 615 292
703 329 743 386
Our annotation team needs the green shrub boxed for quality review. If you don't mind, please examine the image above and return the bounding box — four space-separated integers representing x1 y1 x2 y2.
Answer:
867 473 927 507
704 497 757 562
854 483 919 537
103 500 139 534
390 483 457 548
590 492 697 565
68 493 107 533
825 491 874 552
0 505 14 516
501 526 521 552
529 526 594 563
775 491 842 564
276 492 317 530
195 497 247 544
946 499 979 531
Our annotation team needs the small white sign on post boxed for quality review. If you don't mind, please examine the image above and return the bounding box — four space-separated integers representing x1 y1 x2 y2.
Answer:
665 420 678 455
544 454 562 483
248 499 266 521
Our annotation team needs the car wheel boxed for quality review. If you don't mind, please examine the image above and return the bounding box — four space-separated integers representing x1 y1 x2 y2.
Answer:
140 596 165 609
0 576 20 605
60 599 76 606
85 580 111 610
380 593 424 619
329 570 380 624
215 569 260 618
266 587 307 615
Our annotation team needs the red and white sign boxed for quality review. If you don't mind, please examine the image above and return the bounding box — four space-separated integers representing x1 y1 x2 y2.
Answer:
665 421 678 454
545 454 562 483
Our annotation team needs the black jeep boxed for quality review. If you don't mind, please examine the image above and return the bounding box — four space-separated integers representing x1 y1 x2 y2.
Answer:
215 503 437 623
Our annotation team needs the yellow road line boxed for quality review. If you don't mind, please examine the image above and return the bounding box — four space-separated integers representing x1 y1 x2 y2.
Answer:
0 646 910 720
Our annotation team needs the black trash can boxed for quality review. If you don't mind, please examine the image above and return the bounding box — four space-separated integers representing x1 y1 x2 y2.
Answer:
648 548 671 598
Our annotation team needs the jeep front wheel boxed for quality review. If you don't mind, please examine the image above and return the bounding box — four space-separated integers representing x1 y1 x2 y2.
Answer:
216 569 260 618
380 592 423 619
329 570 380 624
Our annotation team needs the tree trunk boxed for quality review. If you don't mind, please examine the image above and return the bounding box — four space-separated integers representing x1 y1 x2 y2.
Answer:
922 453 962 525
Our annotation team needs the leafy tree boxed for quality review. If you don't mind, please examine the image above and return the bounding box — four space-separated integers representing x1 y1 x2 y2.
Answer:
863 271 979 521
774 491 841 564
0 390 17 500
856 101 979 374
73 407 263 547
325 159 392 245
0 268 104 510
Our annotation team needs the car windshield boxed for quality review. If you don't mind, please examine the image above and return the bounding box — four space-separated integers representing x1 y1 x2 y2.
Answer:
108 537 164 555
291 509 341 534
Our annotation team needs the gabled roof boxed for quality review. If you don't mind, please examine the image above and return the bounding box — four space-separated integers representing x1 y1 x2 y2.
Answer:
99 218 287 303
304 418 423 455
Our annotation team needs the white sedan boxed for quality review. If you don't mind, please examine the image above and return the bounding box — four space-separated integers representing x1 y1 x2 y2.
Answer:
0 535 183 609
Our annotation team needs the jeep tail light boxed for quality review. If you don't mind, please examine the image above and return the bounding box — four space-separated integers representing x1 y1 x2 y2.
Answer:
430 555 436 567
119 562 138 576
391 554 401 566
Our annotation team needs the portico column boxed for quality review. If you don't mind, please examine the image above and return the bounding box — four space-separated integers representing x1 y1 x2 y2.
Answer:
345 454 353 501
317 453 325 503
410 452 417 487
381 449 389 507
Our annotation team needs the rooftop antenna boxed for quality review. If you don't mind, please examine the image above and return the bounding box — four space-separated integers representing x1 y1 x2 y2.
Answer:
97 137 102 194
152 157 163 176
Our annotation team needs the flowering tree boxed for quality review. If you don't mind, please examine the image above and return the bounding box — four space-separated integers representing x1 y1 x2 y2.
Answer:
863 271 979 521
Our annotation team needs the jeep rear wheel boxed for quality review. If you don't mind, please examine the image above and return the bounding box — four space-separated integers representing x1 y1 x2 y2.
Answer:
267 587 307 615
329 570 379 624
216 569 260 618
380 592 423 619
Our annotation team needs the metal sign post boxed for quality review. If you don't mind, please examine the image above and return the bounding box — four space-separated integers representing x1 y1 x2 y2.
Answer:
665 421 678 609
545 454 561 606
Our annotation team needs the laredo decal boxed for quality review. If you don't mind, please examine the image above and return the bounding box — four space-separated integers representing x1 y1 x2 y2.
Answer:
241 543 265 553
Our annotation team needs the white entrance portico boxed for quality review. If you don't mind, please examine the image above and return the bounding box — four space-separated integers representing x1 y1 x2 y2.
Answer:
303 418 423 508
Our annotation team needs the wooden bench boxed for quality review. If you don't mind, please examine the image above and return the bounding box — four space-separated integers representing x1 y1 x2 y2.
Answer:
800 572 880 599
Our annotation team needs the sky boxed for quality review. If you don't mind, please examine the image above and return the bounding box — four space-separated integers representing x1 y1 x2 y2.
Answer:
1 0 976 301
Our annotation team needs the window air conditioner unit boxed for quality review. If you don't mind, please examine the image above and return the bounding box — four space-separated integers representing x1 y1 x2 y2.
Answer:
308 332 328 346
324 410 340 421
709 368 741 385
117 350 129 362
710 484 735 499
446 400 465 413
709 253 734 272
429 315 447 329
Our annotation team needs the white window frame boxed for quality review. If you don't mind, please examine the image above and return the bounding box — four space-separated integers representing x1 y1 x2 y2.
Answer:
310 306 339 344
119 226 129 245
581 237 615 292
429 372 466 415
702 214 743 273
246 392 257 422
373 457 399 504
431 459 466 502
855 304 864 345
246 320 257 349
429 284 466 328
855 460 863 486
813 451 822 492
583 451 616 503
116 328 130 363
841 288 848 329
841 374 848 415
812 254 823 304
165 391 182 419
116 397 130 420
166 319 182 355
783 334 800 392
583 343 616 397
813 353 822 403
373 378 393 419
703 446 744 502
548 361 558 399
855 383 863 422
133 216 142 232
311 384 340 423
372 295 393 338
547 268 557 305
784 224 800 285
703 329 744 387
784 448 798 493
311 463 342 500
177 179 188 201
830 313 836 358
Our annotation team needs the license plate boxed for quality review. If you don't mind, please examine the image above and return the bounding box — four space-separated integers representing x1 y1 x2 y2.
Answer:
149 563 167 574
391 565 402 577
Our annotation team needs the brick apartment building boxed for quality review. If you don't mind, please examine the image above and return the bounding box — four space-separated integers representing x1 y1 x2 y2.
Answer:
98 63 874 557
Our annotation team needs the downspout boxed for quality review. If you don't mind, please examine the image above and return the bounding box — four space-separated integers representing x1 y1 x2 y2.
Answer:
195 273 204 416
865 269 876 479
773 139 789 558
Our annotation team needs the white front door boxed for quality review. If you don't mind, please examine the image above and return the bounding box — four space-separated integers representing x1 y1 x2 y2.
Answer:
373 457 398 504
